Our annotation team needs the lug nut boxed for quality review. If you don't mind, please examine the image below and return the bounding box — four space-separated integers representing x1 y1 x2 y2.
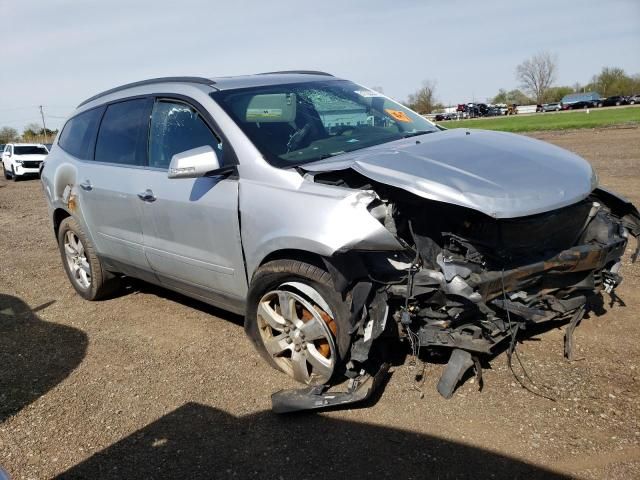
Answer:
286 337 293 344
302 344 307 350
294 345 301 352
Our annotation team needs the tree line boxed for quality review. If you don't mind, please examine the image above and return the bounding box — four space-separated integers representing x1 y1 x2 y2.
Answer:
405 51 640 113
0 123 58 144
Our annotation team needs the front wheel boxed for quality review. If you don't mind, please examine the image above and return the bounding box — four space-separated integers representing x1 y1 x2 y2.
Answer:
2 163 10 180
245 259 352 386
57 217 119 300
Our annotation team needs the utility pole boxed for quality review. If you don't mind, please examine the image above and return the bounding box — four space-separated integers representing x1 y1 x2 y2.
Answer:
39 105 47 143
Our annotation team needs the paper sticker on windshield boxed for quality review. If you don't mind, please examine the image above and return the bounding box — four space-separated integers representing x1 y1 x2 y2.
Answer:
354 89 382 98
385 109 411 122
246 108 283 120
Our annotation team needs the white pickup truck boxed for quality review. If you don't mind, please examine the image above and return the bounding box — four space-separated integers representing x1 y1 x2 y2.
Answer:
2 143 49 180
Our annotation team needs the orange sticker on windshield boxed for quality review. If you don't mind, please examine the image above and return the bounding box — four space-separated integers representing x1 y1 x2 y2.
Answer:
385 109 411 122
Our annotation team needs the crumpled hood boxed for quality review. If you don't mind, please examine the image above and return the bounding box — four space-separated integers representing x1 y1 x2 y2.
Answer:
304 129 597 218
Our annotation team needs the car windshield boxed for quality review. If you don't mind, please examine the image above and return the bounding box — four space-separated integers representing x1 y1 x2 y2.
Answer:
211 80 438 167
14 146 48 155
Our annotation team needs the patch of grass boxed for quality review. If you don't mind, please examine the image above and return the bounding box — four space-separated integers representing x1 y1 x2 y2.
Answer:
440 106 640 132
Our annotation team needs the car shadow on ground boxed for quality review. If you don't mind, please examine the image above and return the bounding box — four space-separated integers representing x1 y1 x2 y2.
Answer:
118 277 245 327
57 402 569 480
0 294 88 422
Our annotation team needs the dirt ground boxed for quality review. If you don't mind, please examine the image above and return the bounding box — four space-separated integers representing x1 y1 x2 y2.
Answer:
1 126 639 479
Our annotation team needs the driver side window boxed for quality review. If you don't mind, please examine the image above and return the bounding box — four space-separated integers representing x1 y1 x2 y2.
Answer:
148 100 222 170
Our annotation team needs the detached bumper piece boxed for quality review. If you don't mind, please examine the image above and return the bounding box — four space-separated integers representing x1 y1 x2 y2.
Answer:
271 363 389 413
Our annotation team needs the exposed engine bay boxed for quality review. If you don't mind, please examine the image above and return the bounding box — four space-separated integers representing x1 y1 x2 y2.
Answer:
272 168 640 412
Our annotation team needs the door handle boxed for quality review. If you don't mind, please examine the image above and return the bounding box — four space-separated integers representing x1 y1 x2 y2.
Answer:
137 189 156 202
79 180 92 191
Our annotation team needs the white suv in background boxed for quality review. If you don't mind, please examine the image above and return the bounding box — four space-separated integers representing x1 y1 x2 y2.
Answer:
2 143 49 180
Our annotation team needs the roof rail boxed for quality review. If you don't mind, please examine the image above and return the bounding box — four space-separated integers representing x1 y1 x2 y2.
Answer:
77 76 216 108
258 70 334 77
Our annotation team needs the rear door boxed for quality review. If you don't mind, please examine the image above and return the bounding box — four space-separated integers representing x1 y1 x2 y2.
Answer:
75 97 155 277
140 97 247 308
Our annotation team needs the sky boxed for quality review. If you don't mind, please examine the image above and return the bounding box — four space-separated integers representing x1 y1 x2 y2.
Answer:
1 0 639 132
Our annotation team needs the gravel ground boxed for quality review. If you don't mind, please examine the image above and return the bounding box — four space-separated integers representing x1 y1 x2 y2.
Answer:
1 126 639 479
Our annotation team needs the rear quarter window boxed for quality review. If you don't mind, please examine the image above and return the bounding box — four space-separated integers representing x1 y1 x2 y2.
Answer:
58 107 104 160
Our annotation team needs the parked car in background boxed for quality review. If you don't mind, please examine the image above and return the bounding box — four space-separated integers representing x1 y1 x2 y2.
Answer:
494 104 508 115
561 92 601 109
434 113 457 121
600 95 628 107
40 73 640 407
629 94 640 105
465 103 489 118
2 143 49 180
542 102 561 112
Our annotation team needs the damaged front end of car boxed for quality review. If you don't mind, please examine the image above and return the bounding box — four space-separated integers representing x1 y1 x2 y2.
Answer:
272 133 640 413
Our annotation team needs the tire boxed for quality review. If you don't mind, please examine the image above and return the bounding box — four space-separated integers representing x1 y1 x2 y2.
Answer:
57 216 119 300
2 163 10 180
245 259 352 386
11 166 19 182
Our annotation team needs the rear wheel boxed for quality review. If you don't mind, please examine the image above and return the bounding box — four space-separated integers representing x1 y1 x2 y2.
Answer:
57 217 119 300
246 259 352 385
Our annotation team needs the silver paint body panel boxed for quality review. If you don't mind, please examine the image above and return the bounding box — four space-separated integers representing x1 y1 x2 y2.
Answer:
303 129 597 219
41 75 600 314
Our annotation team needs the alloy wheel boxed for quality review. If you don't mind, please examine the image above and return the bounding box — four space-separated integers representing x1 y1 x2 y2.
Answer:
64 231 91 289
257 288 337 385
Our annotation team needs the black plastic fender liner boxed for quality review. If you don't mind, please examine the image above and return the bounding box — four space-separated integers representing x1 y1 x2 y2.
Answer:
271 363 390 413
436 349 475 399
564 306 586 361
322 252 369 293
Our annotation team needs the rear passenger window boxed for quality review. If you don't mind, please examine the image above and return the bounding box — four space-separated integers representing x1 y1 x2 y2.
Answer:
148 100 221 169
58 107 103 159
95 98 150 166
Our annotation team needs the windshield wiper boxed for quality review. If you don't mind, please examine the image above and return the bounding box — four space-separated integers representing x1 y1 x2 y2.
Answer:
402 130 435 139
316 152 345 160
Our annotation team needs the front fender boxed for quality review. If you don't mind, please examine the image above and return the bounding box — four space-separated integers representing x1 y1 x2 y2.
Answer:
240 179 403 280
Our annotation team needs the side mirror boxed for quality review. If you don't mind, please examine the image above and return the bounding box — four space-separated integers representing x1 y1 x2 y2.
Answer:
167 145 221 179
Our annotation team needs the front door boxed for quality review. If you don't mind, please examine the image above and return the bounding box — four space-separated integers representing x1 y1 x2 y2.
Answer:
140 98 247 309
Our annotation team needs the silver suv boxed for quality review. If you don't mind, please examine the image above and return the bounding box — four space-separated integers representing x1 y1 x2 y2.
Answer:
41 72 639 402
